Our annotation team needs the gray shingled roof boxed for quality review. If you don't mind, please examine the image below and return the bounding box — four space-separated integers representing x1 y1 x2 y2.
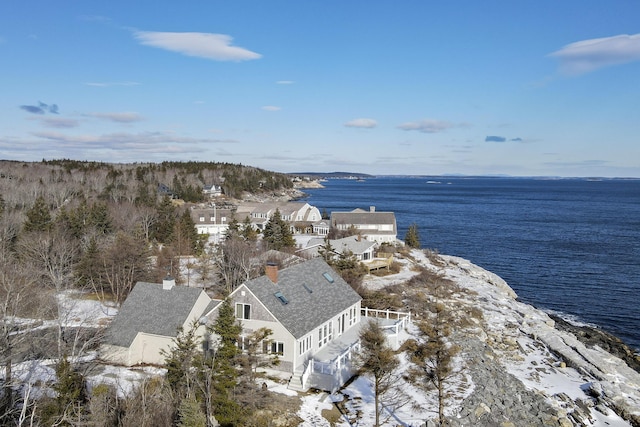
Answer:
103 282 206 347
244 258 362 339
331 211 397 234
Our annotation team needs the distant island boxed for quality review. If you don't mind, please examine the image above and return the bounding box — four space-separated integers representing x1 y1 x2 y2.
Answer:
289 171 374 179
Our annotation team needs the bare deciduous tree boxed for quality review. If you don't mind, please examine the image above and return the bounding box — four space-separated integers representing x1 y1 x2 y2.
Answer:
214 236 259 295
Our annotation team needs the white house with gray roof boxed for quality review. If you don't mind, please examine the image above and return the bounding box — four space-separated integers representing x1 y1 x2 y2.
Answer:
237 201 322 234
331 206 398 244
100 277 214 366
298 235 377 262
205 257 364 392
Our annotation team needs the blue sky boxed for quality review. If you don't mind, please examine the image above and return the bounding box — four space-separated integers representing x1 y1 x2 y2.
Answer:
2 1 640 177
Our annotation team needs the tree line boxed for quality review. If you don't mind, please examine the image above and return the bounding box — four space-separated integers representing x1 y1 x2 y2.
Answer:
0 160 296 425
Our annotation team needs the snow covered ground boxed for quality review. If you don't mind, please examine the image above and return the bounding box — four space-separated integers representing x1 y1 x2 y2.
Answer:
3 250 638 426
286 250 638 426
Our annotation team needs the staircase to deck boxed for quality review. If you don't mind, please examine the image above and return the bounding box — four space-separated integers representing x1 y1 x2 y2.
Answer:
288 367 306 392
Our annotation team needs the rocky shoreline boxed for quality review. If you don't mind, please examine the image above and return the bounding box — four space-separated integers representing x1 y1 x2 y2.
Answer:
377 252 640 427
549 314 640 374
441 254 640 427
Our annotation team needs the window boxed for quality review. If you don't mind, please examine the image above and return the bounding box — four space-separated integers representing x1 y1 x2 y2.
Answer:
210 216 215 222
349 306 356 326
322 272 334 283
318 321 333 348
270 341 284 356
199 216 205 222
299 335 312 355
274 291 289 305
235 303 251 320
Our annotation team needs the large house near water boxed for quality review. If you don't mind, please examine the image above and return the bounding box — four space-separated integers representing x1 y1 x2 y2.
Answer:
206 258 364 391
101 258 410 392
330 207 398 244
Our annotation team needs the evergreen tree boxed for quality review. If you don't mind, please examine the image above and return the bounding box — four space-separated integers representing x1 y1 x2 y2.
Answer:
162 322 201 399
177 395 207 427
153 196 177 243
176 209 201 255
75 236 100 290
355 320 400 427
240 215 258 241
40 356 86 425
210 299 244 426
225 218 241 240
317 236 336 263
262 208 295 251
407 282 461 426
89 201 112 234
23 195 52 232
404 223 421 248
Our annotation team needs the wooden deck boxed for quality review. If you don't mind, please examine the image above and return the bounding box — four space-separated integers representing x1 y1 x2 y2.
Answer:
364 252 393 271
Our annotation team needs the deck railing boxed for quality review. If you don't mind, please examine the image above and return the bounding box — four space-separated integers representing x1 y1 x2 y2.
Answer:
361 307 411 327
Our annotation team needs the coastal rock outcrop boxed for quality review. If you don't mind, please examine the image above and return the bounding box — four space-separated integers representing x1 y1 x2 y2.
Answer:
432 254 640 427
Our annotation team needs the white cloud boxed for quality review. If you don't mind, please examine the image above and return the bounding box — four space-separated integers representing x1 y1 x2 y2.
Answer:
344 118 377 129
397 119 453 133
261 106 281 111
133 31 262 61
549 33 640 75
88 112 143 123
276 80 294 85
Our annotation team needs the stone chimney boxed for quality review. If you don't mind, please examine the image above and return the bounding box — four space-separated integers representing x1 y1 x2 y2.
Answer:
370 206 375 212
163 276 175 290
265 262 278 283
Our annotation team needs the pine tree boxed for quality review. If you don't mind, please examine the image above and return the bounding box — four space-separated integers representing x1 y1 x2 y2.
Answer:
317 237 336 263
407 282 461 426
75 236 100 290
89 201 112 234
210 299 244 426
23 195 52 232
177 395 207 427
162 323 201 398
153 196 177 243
39 356 86 425
355 320 400 427
262 208 295 250
241 215 258 241
404 223 421 248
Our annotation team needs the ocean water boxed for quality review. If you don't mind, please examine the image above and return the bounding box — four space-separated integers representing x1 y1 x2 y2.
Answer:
301 176 640 352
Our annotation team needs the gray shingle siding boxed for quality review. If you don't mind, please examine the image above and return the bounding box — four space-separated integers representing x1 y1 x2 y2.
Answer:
103 282 205 347
243 258 361 339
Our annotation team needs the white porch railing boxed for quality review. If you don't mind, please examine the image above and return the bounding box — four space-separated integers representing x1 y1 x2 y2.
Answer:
302 340 361 391
361 307 411 328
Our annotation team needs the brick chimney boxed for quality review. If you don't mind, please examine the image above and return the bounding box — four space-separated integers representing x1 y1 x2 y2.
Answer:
265 262 278 283
163 276 175 290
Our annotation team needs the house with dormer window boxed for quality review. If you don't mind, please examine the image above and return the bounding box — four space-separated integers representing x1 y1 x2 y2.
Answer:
101 258 410 392
331 206 398 244
205 257 390 392
237 202 322 234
